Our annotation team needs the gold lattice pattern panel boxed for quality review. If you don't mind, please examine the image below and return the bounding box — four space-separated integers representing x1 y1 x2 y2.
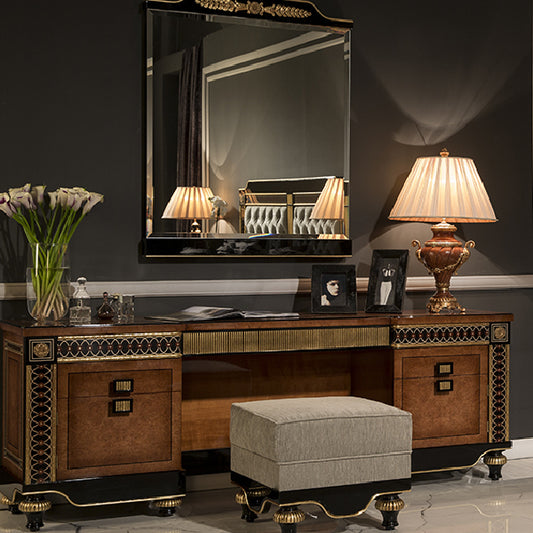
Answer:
489 343 510 443
26 364 56 485
183 327 389 355
391 324 490 347
57 333 181 361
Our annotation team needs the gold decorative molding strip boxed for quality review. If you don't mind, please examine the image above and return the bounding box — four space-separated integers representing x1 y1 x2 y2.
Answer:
57 332 181 361
183 326 389 355
391 323 490 348
194 0 312 18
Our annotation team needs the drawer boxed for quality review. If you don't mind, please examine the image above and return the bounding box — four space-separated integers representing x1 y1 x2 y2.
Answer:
64 391 175 469
402 375 482 441
57 359 181 399
402 353 481 379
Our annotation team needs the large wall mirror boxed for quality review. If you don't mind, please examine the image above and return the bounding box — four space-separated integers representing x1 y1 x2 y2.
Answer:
144 0 352 257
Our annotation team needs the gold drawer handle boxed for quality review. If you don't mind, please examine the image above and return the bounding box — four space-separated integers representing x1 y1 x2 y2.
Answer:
112 399 133 414
436 379 454 392
435 362 454 376
113 379 134 393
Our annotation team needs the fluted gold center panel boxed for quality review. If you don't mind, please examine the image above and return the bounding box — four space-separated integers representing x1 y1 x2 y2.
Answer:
182 326 389 355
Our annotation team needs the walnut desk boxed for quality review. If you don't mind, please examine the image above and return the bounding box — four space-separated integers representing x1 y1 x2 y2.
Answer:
0 311 512 528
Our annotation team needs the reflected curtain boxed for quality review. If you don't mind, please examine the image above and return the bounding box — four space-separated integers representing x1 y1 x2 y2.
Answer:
175 44 203 232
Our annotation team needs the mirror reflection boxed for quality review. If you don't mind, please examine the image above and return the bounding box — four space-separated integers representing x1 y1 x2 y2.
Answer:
145 3 351 256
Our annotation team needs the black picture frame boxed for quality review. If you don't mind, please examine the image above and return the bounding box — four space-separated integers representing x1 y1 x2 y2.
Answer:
365 250 408 313
311 265 357 313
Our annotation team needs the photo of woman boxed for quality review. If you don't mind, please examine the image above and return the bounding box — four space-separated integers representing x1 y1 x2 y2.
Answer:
321 275 346 307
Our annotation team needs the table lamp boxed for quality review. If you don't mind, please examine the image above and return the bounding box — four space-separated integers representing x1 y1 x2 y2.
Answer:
388 149 497 313
310 177 346 237
162 186 213 233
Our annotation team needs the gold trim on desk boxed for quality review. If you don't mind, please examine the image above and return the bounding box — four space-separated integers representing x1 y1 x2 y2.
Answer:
2 488 186 508
25 364 56 485
391 323 491 348
3 339 23 356
489 343 510 443
412 447 510 475
57 332 182 361
183 326 390 355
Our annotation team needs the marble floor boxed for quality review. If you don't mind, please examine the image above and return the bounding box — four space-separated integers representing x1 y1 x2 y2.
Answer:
1 458 533 533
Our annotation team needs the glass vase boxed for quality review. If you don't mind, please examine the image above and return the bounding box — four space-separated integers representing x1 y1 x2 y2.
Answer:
26 243 71 323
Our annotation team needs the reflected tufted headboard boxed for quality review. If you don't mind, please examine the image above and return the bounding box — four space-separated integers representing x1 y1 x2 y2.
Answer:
239 176 347 235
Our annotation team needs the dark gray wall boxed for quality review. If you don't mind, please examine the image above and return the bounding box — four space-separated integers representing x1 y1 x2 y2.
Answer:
1 0 532 438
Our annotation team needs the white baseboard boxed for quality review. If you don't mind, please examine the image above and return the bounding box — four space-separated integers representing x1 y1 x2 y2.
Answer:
507 437 533 460
1 274 533 301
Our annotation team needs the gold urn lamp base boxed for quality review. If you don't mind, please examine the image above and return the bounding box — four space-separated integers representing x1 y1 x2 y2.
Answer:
413 220 475 314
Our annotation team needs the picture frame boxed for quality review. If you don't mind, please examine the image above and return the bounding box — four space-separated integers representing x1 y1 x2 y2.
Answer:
365 249 408 313
311 265 357 313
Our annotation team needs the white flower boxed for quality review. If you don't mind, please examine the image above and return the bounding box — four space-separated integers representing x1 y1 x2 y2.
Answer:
82 192 104 215
0 193 14 217
9 183 33 209
48 191 58 209
209 195 228 218
11 190 35 210
31 185 46 205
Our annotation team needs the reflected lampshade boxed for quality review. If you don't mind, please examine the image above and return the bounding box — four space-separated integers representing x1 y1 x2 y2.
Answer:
310 177 345 220
162 186 213 220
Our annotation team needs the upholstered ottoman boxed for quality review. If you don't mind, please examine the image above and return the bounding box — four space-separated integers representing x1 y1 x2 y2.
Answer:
230 396 412 531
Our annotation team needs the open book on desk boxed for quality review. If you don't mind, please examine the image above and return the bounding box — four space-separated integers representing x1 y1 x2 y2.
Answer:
146 306 299 323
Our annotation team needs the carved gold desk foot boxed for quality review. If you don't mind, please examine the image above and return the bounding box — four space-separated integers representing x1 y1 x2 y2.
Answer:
484 451 508 481
18 497 52 532
152 497 183 516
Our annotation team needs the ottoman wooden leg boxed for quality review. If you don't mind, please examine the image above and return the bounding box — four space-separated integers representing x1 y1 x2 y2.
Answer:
375 494 404 530
273 506 305 533
235 487 271 522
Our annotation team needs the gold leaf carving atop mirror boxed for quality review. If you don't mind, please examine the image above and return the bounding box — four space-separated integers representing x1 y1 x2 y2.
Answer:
144 0 352 257
195 0 312 19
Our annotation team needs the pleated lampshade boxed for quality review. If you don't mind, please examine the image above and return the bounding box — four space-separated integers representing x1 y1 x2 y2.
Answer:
162 186 213 220
389 151 497 223
310 177 345 220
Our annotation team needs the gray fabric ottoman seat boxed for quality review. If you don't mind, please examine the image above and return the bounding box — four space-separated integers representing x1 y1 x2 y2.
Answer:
230 396 412 531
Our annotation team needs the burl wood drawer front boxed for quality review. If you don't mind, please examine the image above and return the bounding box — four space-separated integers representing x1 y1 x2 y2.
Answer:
57 359 181 480
402 375 485 442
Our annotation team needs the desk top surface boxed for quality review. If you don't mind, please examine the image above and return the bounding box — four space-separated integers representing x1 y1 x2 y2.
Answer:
0 310 514 338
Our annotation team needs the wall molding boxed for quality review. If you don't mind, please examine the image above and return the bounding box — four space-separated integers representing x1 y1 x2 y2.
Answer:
2 274 533 301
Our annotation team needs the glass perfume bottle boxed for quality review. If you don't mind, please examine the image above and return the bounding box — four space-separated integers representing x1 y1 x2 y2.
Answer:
97 291 115 321
69 277 91 325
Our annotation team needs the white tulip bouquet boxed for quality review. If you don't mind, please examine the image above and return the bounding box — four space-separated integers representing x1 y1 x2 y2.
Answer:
0 184 104 321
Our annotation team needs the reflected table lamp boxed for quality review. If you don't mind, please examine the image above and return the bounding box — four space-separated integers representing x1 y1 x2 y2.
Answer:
310 177 346 238
388 149 497 313
162 186 213 233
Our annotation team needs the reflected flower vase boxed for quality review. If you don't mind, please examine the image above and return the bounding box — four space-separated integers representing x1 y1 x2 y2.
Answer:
26 243 71 323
